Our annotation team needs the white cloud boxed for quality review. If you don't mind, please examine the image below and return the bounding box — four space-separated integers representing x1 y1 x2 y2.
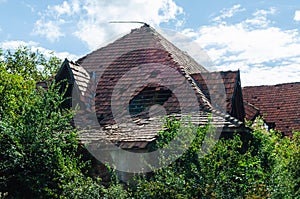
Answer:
245 7 276 27
31 0 82 42
33 0 184 49
32 2 300 86
212 4 245 22
0 40 78 60
294 10 300 21
1 40 38 49
51 0 81 17
216 62 300 86
32 19 65 42
74 0 184 49
182 6 300 86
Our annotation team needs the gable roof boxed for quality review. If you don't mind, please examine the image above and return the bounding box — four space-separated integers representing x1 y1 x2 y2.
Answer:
190 70 245 121
54 25 245 148
77 24 208 75
243 82 300 136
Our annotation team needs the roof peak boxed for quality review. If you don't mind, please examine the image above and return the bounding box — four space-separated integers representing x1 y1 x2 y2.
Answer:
77 24 208 74
109 21 150 27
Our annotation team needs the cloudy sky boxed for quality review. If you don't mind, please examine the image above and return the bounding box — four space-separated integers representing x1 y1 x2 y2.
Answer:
0 0 300 86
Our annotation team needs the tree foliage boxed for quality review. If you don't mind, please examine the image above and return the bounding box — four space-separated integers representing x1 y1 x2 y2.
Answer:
0 46 61 121
0 46 299 198
0 46 61 81
0 47 102 198
130 118 300 199
0 66 35 121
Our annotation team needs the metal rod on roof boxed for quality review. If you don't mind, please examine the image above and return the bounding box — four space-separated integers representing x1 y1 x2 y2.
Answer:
109 21 149 26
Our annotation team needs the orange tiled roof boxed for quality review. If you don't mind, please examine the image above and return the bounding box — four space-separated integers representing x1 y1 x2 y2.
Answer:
243 82 300 136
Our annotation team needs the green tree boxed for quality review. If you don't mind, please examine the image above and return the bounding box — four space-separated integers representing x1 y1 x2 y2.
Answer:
133 119 267 198
0 46 61 120
0 66 35 121
132 117 300 199
0 47 103 198
0 46 61 81
268 131 300 199
0 81 104 198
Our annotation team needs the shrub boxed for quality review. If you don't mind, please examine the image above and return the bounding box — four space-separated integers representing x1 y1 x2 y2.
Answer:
132 117 300 198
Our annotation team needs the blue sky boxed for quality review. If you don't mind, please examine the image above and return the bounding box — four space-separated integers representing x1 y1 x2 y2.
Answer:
0 0 299 86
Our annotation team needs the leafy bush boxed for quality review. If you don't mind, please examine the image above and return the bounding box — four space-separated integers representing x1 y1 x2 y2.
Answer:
268 131 300 199
0 82 102 198
131 117 299 198
0 47 104 198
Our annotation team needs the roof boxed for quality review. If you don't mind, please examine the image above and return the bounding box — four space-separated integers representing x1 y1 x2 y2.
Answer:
77 25 208 75
68 60 90 96
190 71 238 113
79 112 244 148
75 24 213 116
243 101 260 121
55 25 244 148
243 82 300 136
191 70 245 121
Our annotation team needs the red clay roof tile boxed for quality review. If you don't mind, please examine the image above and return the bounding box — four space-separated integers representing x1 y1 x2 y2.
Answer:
243 82 300 136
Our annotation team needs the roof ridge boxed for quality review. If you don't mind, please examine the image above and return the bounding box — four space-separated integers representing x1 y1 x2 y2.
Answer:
243 81 300 88
143 26 214 111
148 26 208 74
193 70 239 74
